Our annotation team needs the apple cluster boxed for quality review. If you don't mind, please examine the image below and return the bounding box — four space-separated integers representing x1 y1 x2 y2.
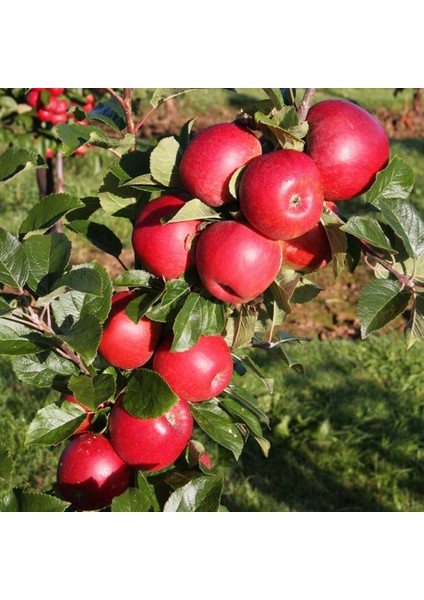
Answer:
55 98 390 510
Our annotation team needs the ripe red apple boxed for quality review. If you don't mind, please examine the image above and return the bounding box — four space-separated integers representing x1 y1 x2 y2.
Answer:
56 433 132 510
132 194 201 280
51 113 67 125
305 99 390 201
98 291 162 369
45 148 55 159
49 88 65 96
61 393 93 435
195 220 282 303
281 222 332 272
109 395 193 471
37 108 52 122
239 149 324 241
153 334 233 402
27 90 39 108
179 122 262 207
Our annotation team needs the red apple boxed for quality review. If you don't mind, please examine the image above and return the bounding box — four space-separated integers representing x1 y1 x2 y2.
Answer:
51 113 67 125
49 88 65 96
281 222 332 272
37 108 52 122
27 90 39 108
199 452 212 470
153 334 233 402
109 395 193 471
179 122 262 207
98 291 162 369
45 148 55 159
132 195 201 280
56 433 132 510
239 149 324 241
305 99 390 201
61 393 93 435
195 220 282 303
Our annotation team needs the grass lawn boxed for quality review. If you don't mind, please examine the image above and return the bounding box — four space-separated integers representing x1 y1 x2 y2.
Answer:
0 88 423 511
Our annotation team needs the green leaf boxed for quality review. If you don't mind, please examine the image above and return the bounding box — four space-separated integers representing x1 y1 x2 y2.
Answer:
171 292 205 352
262 88 286 110
0 490 19 512
165 198 221 223
228 166 246 200
65 197 102 222
224 306 257 350
122 173 164 191
0 229 29 289
191 401 244 460
0 442 13 482
25 402 87 445
68 373 116 411
150 136 182 187
357 279 412 338
57 313 102 365
365 156 415 204
378 199 424 259
0 318 51 355
236 355 273 393
0 147 45 183
291 277 323 304
135 471 160 512
98 171 138 217
23 233 71 296
150 88 197 107
202 296 226 336
278 344 305 374
113 269 156 288
224 385 270 426
340 216 394 252
254 111 306 151
20 491 70 512
111 488 152 512
146 279 190 322
66 220 123 259
321 213 348 277
0 297 13 316
405 292 424 348
163 474 224 512
10 350 79 388
19 194 83 236
57 123 134 156
123 369 179 419
271 270 299 313
178 118 197 151
88 96 126 131
220 397 263 437
125 291 164 323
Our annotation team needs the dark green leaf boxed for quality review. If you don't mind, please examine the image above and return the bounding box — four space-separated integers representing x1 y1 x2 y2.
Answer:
220 397 263 436
365 156 415 204
89 96 126 131
10 350 79 388
163 474 224 512
291 277 323 304
271 270 299 313
223 306 257 350
341 216 394 252
0 318 51 355
262 88 286 110
255 111 306 151
150 136 182 187
405 292 424 348
278 344 305 374
23 233 71 296
113 269 157 288
0 229 29 289
0 147 45 183
125 291 164 323
25 402 87 445
178 118 197 151
123 369 179 419
135 471 160 512
110 150 152 183
57 313 102 365
0 297 13 316
378 199 424 259
357 279 412 338
165 198 221 223
65 197 102 222
111 488 152 512
0 442 13 481
19 194 83 236
321 213 348 277
146 279 190 322
202 296 226 336
150 88 197 108
20 491 70 512
191 401 244 459
66 220 123 258
0 490 19 512
171 292 204 352
236 355 273 393
223 385 270 426
68 373 116 411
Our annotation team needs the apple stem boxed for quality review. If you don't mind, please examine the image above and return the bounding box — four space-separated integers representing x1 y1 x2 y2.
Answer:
297 88 316 122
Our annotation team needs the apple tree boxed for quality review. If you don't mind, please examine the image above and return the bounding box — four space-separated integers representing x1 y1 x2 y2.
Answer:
0 87 423 512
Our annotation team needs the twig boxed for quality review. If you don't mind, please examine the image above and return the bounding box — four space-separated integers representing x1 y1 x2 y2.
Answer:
297 88 316 122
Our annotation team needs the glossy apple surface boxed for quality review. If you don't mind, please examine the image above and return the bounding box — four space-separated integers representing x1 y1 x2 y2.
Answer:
281 222 332 272
132 195 201 280
153 335 233 402
56 433 132 510
196 220 282 303
98 291 162 369
305 99 390 201
239 149 324 241
109 395 193 471
179 122 262 207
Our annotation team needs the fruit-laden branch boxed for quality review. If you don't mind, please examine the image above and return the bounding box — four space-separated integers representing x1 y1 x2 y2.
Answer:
297 88 316 122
